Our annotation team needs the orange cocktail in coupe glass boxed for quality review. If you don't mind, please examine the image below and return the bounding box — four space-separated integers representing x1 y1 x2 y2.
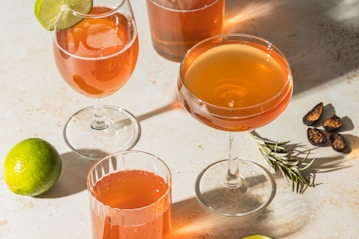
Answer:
178 34 293 216
53 0 140 159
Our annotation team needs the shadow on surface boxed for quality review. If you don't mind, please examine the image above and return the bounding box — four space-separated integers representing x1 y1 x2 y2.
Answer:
225 0 359 94
171 192 309 239
136 99 182 122
38 100 183 198
172 197 272 239
38 152 96 198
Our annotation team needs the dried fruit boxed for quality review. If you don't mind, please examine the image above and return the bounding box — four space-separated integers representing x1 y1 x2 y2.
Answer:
323 115 343 132
329 133 348 152
307 127 327 146
303 102 350 154
303 102 324 126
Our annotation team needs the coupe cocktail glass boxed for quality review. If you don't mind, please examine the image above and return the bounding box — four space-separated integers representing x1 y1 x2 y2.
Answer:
178 34 293 216
53 0 140 159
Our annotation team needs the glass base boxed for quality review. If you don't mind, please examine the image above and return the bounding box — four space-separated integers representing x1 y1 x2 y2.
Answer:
64 106 141 160
195 159 275 216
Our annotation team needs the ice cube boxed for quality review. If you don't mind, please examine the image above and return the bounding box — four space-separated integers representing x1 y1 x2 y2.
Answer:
86 24 122 50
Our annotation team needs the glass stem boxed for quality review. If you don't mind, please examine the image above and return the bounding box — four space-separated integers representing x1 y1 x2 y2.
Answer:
91 98 109 130
225 132 243 189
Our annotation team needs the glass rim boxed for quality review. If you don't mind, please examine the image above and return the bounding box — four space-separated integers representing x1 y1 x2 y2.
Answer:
66 0 126 19
53 0 138 61
179 33 293 112
149 0 222 12
87 150 172 213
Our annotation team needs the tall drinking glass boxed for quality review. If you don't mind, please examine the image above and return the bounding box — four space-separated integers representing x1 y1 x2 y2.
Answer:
146 0 225 62
178 34 293 216
53 0 140 159
87 150 172 239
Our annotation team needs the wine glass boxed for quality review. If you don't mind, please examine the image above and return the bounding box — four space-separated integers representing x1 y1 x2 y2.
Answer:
53 0 140 159
177 34 293 216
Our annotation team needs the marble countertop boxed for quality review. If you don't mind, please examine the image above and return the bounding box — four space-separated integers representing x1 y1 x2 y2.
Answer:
1 0 359 238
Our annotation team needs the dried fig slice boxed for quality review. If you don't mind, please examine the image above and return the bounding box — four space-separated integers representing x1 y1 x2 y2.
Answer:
329 133 348 152
307 127 327 146
303 102 324 126
323 114 343 132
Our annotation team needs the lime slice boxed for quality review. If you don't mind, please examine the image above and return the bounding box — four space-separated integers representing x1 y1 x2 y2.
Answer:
241 235 273 239
34 0 93 31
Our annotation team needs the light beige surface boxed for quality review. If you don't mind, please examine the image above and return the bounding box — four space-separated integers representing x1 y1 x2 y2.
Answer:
1 0 359 238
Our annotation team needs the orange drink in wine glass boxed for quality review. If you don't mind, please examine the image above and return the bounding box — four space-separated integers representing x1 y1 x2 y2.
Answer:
53 0 140 159
178 34 293 216
54 7 139 98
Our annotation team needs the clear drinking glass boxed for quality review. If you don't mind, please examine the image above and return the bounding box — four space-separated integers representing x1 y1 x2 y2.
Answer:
53 0 140 159
87 150 172 239
146 0 225 62
177 34 293 216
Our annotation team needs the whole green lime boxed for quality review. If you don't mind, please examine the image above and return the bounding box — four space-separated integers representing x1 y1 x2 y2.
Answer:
3 138 62 196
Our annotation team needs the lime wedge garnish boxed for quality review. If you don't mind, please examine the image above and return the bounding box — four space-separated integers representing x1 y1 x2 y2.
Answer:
34 0 93 31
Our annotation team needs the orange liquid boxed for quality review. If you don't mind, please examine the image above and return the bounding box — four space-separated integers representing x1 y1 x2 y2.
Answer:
178 41 293 131
146 0 224 61
54 7 139 97
90 170 171 239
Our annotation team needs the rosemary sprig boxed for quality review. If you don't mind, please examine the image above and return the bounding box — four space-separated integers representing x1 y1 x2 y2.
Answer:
250 130 315 193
